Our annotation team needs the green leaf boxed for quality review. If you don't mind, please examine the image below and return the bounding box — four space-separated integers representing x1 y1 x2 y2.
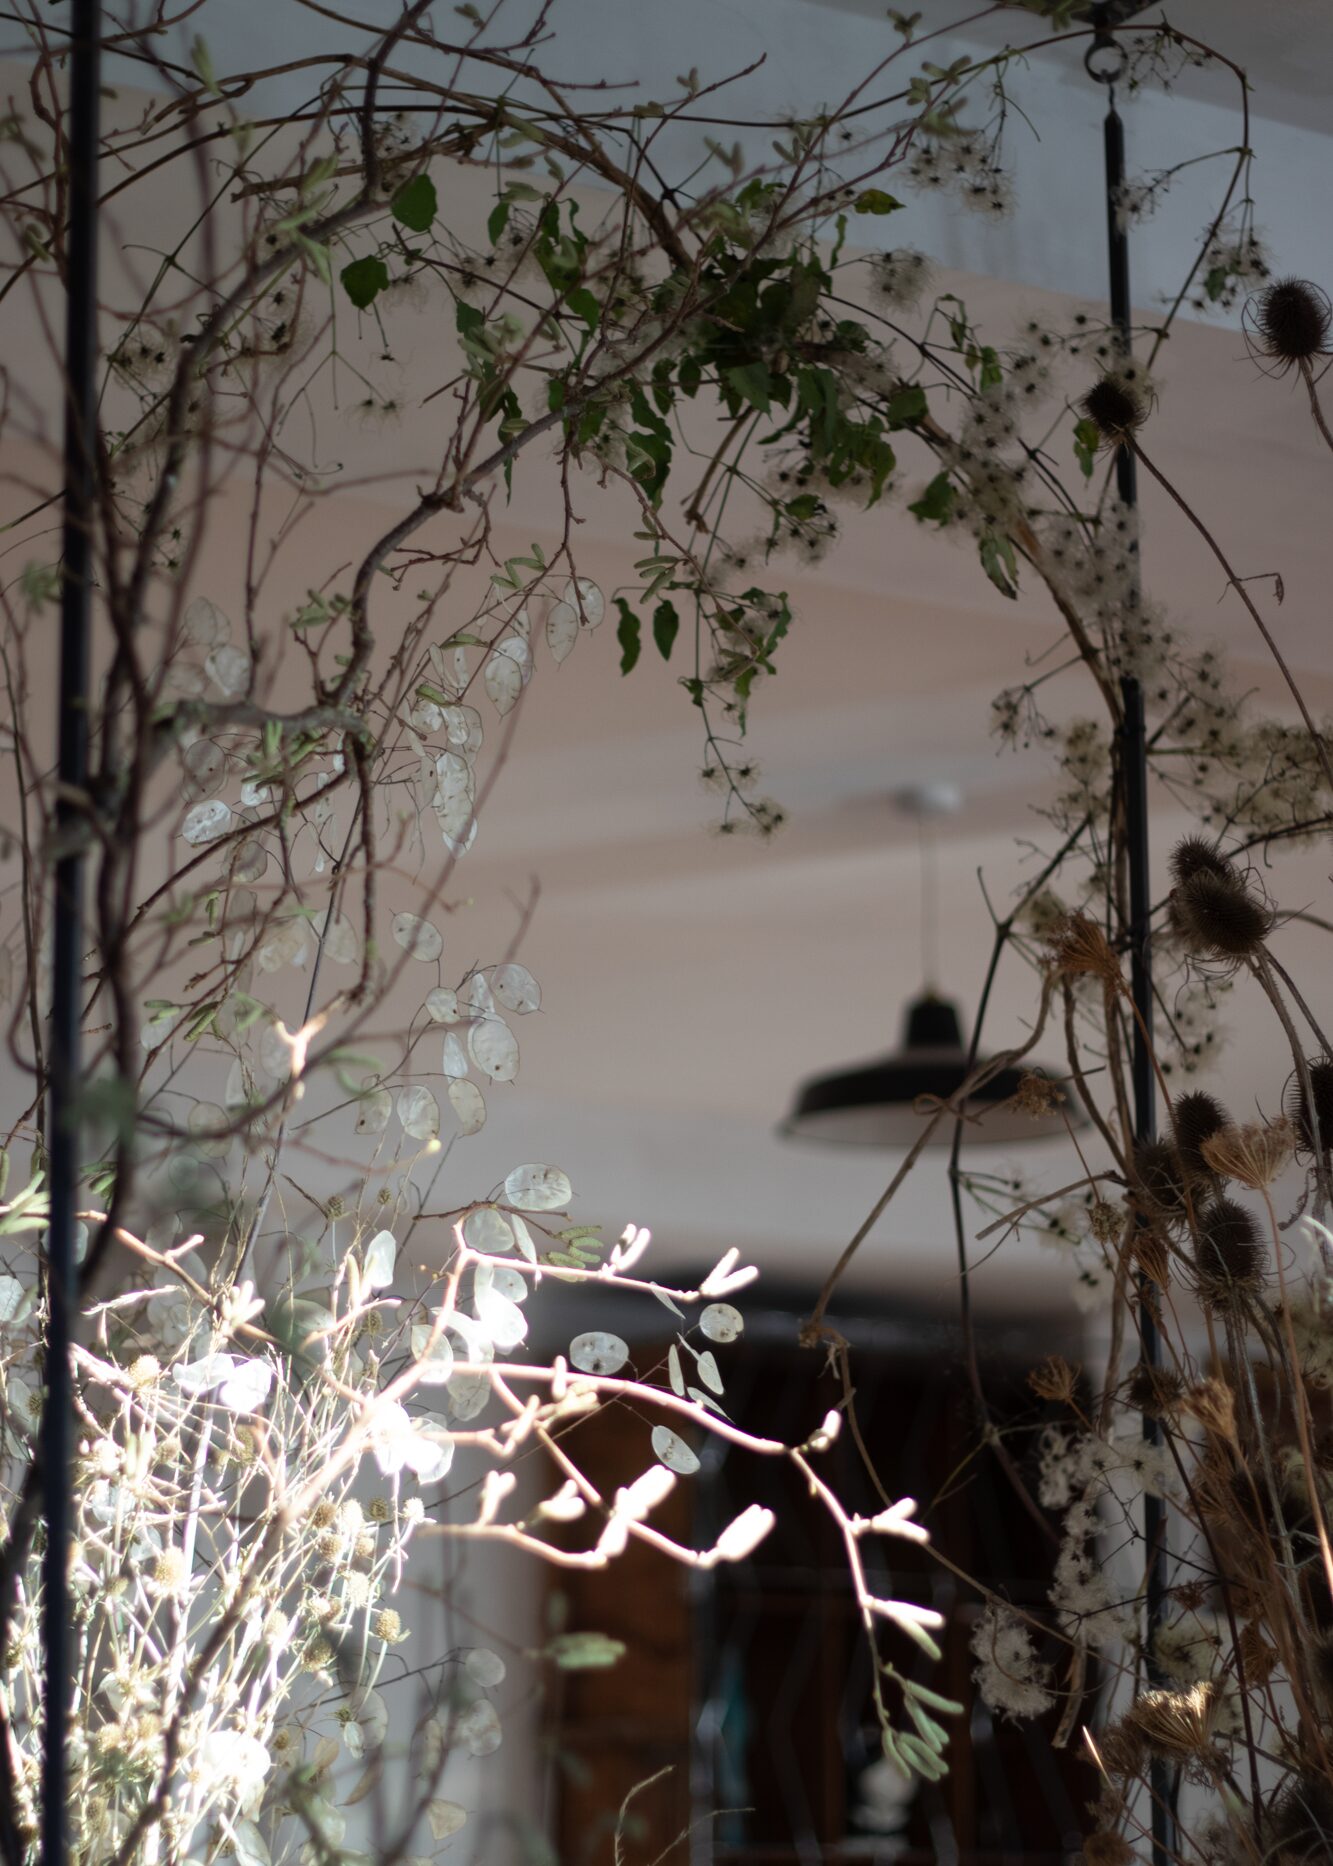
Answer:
908 472 954 527
886 384 927 427
905 1697 949 1753
900 1680 965 1716
853 189 904 215
565 285 601 330
488 199 512 246
190 35 221 96
979 530 1019 599
896 1731 949 1781
391 173 437 233
545 1632 627 1671
726 361 772 414
615 598 641 675
341 255 389 309
652 600 680 662
1073 414 1100 479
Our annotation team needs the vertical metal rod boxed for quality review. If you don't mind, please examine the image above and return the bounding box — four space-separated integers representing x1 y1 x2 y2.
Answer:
42 5 100 1865
1100 75 1173 1866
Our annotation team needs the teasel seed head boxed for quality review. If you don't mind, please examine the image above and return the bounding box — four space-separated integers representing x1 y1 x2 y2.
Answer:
1171 1090 1232 1181
1267 1773 1333 1864
1133 1138 1188 1220
1247 277 1333 376
1168 835 1235 889
1169 868 1273 961
1193 1198 1265 1302
1081 370 1149 446
1283 1057 1333 1159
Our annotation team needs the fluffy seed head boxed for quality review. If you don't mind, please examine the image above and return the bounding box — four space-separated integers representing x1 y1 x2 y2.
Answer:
1193 1198 1265 1302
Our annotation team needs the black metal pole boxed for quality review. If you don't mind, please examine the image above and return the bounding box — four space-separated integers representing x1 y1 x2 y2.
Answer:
42 5 100 1865
1094 42 1174 1866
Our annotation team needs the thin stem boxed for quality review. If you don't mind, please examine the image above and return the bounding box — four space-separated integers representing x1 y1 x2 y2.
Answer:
1131 437 1333 799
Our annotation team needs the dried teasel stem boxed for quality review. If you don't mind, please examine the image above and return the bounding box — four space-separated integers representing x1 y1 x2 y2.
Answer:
1249 952 1333 1215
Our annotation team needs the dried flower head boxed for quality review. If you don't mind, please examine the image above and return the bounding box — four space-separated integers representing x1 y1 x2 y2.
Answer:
1169 836 1235 889
1193 1199 1265 1302
1131 1227 1171 1289
1171 1090 1232 1181
1120 1680 1224 1763
1126 1361 1183 1419
1083 1834 1134 1866
1133 1140 1187 1220
1200 1117 1295 1189
1179 1377 1238 1444
1284 1057 1333 1159
1080 369 1149 446
1028 1354 1081 1403
1169 868 1273 962
1267 1774 1333 1863
1050 912 1120 984
1246 278 1333 376
1013 1072 1066 1119
1086 1721 1146 1779
372 1607 404 1642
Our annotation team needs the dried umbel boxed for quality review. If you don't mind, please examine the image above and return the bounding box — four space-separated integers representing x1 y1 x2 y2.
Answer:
1193 1198 1265 1302
1119 1680 1224 1764
1178 1377 1238 1444
1028 1353 1081 1403
1200 1117 1295 1190
1283 1057 1333 1159
1049 911 1121 984
1245 277 1333 376
1171 1090 1232 1181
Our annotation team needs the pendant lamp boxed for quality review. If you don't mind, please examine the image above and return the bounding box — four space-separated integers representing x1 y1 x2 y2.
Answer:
781 787 1080 1147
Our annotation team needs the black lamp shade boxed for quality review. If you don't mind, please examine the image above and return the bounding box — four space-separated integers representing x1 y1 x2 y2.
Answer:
781 991 1077 1147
